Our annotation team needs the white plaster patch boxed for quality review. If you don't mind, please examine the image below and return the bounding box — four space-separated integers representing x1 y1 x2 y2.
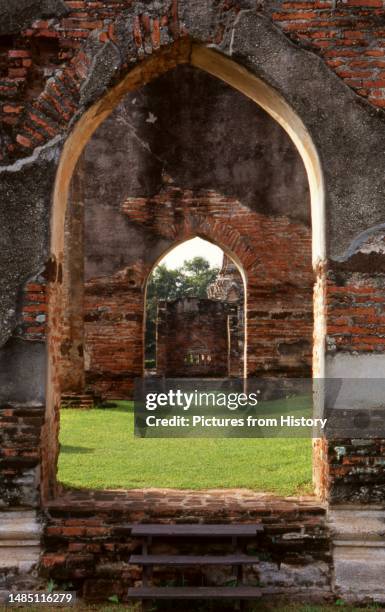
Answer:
145 112 157 124
359 232 385 254
326 353 385 409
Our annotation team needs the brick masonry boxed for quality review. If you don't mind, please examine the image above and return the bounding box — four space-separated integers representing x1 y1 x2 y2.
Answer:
41 490 331 603
2 0 385 603
156 297 240 377
69 186 314 398
326 264 385 354
83 271 144 398
17 277 47 342
2 1 385 163
0 404 44 509
267 0 385 109
328 438 385 503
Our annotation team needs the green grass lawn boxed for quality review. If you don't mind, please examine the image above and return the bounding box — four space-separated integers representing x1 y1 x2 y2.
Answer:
58 401 313 495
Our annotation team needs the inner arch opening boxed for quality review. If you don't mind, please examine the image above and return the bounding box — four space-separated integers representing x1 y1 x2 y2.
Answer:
144 237 246 379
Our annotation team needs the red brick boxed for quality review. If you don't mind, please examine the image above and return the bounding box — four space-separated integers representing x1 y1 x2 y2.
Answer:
29 112 59 136
62 18 103 29
23 304 47 312
25 326 45 334
346 0 382 5
66 0 86 7
41 554 67 568
34 29 59 38
3 104 22 113
62 526 85 537
272 11 318 20
26 283 45 292
16 134 33 148
84 527 110 536
8 68 28 78
8 50 31 58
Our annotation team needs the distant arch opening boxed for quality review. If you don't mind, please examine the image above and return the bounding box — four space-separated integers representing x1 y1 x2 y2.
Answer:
144 237 247 379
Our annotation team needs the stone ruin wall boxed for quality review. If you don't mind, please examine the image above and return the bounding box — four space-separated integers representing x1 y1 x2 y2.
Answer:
156 297 239 378
74 186 314 397
2 0 385 166
3 0 385 603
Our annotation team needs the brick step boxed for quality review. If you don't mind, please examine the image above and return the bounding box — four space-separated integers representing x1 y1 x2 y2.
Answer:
329 509 385 543
130 554 260 566
0 512 41 542
0 546 41 569
61 394 94 409
128 523 264 604
130 524 263 537
127 586 262 600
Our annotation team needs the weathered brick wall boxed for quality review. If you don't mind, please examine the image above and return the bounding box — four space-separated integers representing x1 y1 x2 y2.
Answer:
44 256 65 501
2 1 385 164
0 404 44 508
320 251 385 503
63 184 314 397
328 438 385 503
327 264 385 353
41 491 330 603
268 0 385 109
2 54 312 400
123 186 314 382
2 0 385 603
76 182 312 398
17 277 47 342
84 272 144 398
55 62 313 398
156 297 237 377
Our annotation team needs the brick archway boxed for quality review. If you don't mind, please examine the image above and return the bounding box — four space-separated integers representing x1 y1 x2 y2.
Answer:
143 225 250 380
141 211 259 278
45 36 325 502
